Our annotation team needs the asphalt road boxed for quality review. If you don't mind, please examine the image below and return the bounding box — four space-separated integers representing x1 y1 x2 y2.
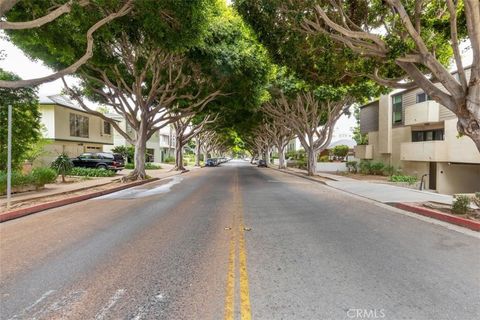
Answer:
1 160 479 320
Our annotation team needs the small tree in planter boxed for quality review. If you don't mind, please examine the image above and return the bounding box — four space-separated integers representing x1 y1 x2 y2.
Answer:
112 145 134 164
332 145 349 162
51 153 73 183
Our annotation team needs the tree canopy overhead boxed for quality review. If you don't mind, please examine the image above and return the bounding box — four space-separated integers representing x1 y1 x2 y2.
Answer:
236 0 480 152
0 69 41 170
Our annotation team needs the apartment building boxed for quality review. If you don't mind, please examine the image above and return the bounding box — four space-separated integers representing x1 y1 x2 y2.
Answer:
355 82 480 194
104 114 175 163
38 95 114 165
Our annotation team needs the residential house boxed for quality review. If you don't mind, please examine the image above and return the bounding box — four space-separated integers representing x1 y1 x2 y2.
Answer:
355 73 480 194
37 95 114 165
103 114 175 163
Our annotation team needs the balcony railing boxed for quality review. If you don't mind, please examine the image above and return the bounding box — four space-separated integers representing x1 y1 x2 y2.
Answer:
400 141 448 161
404 101 440 126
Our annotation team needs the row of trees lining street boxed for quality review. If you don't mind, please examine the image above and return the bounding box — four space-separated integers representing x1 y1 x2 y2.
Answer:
1 0 272 179
1 0 479 178
234 0 479 166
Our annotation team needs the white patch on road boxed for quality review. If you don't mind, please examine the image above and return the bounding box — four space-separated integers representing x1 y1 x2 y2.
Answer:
8 290 56 320
25 290 84 320
130 292 166 320
96 176 183 200
94 289 126 320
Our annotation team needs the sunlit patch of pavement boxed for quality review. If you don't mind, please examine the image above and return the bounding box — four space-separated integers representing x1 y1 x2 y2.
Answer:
95 176 184 200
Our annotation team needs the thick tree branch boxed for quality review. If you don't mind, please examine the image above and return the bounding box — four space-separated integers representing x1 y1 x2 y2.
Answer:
0 0 132 88
62 77 134 144
0 0 90 30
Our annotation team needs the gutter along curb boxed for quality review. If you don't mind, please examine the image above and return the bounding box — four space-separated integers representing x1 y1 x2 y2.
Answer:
268 167 480 232
0 177 163 223
394 203 480 232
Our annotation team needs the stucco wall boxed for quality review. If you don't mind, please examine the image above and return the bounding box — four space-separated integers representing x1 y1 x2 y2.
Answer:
444 119 480 164
436 163 480 195
53 105 113 145
390 127 411 166
38 105 55 138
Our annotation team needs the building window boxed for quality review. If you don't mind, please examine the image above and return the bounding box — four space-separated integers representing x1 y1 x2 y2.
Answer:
70 113 89 138
416 92 431 103
103 121 111 135
392 95 402 124
412 129 444 142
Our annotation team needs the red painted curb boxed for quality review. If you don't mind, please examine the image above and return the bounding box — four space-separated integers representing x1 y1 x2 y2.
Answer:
396 203 480 232
0 178 160 223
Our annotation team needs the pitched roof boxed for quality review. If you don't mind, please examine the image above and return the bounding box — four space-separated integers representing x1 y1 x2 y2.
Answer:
39 94 119 121
39 94 84 111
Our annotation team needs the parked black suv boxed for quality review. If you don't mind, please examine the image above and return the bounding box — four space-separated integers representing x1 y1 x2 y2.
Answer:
257 159 268 167
71 152 125 172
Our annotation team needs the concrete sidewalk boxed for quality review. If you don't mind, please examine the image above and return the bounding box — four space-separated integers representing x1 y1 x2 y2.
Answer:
0 163 199 206
279 167 453 205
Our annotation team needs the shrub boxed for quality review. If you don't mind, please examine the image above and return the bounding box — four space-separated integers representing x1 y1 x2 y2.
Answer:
112 145 134 163
452 195 471 215
127 162 162 170
297 150 306 160
319 155 329 162
297 159 307 170
31 167 57 186
146 163 162 170
389 175 417 185
0 171 32 194
474 192 480 207
69 167 116 177
370 161 385 175
163 156 175 163
285 150 296 159
332 145 349 161
51 153 73 183
383 165 396 176
0 169 57 194
359 160 372 174
346 161 358 173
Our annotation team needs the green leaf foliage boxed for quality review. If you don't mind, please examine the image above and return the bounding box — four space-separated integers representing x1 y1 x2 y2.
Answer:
69 167 117 177
0 69 41 171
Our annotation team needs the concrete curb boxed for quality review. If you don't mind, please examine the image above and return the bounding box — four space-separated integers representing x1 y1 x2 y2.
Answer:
0 177 164 223
267 167 328 185
269 167 479 232
0 180 115 205
395 203 480 232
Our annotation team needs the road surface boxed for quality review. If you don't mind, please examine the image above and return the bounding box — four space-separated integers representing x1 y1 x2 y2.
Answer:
1 160 479 319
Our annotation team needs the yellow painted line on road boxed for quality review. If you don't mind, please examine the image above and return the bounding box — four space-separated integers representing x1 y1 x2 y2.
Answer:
224 171 252 320
224 214 236 320
238 219 251 320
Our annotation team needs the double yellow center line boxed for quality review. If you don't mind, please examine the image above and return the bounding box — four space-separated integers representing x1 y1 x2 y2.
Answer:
224 171 251 320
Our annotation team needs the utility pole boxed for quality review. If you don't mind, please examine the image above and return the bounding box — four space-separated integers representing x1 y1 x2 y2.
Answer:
7 104 12 210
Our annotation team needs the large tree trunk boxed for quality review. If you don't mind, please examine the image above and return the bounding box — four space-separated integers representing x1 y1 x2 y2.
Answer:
265 146 271 165
203 149 209 164
306 148 317 176
458 86 480 152
125 122 147 181
278 145 286 169
194 140 201 167
174 138 186 171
